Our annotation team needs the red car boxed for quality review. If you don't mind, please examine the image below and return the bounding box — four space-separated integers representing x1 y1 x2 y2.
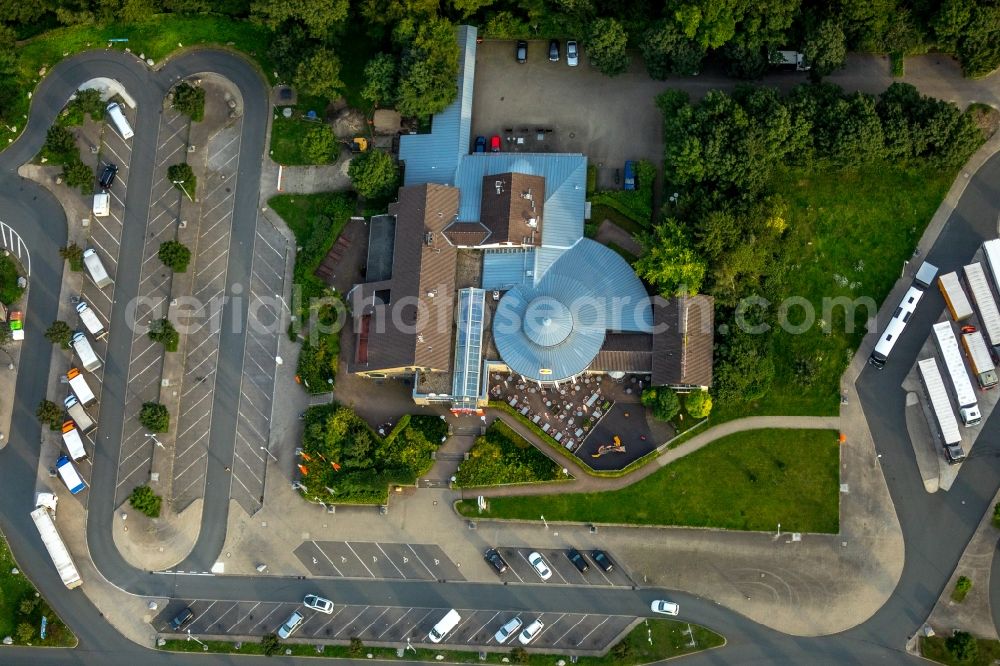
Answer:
490 135 501 152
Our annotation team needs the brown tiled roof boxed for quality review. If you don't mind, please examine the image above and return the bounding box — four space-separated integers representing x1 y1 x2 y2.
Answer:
652 296 714 388
444 222 490 246
592 333 653 373
479 172 544 246
347 184 460 374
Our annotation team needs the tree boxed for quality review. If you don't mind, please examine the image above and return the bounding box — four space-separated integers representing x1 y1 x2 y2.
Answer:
45 320 73 349
251 0 349 40
945 630 978 663
993 502 1000 528
641 387 681 421
260 632 280 656
348 149 399 199
44 125 76 162
361 53 398 108
36 399 64 431
294 48 344 102
672 0 745 49
635 220 706 296
139 402 170 432
642 20 705 79
62 159 93 192
955 4 1000 78
802 19 847 81
714 327 775 404
171 82 205 122
167 163 196 198
397 17 460 118
932 0 972 52
587 18 630 77
60 243 84 271
685 390 713 418
158 240 192 272
302 125 339 164
15 622 34 644
128 484 162 518
148 318 179 352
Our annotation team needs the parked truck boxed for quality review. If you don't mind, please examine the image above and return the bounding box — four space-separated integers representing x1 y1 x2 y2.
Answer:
61 421 87 461
917 357 967 464
960 325 999 389
914 261 939 288
30 500 82 589
964 262 1000 354
55 455 87 495
82 248 112 289
71 332 101 372
982 239 1000 291
931 321 981 426
64 396 95 434
75 301 106 340
938 272 974 321
66 367 97 406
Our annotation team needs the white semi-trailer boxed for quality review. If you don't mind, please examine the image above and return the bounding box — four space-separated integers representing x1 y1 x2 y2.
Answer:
71 332 101 372
917 357 967 464
82 249 112 289
932 321 981 426
30 503 82 589
982 239 1000 291
964 262 1000 354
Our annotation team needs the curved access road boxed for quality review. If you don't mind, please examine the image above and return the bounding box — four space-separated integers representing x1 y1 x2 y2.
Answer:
0 45 999 666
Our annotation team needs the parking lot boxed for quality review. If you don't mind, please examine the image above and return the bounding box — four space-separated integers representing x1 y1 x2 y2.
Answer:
490 547 636 588
294 541 465 581
229 216 287 515
171 118 243 511
155 598 635 652
114 106 189 506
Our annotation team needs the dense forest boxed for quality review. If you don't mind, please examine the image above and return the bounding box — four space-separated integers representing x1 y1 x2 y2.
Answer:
0 0 998 129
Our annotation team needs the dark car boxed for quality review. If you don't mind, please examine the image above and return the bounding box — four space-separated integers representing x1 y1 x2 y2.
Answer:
169 607 195 631
566 548 589 573
548 39 560 62
484 548 509 574
591 550 614 572
98 163 118 190
474 135 486 153
490 135 501 153
516 40 527 64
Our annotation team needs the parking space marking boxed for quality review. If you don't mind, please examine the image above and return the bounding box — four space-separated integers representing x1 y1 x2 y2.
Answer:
248 603 285 634
377 608 413 639
400 609 435 639
374 543 406 578
313 541 344 577
406 544 436 578
344 543 376 577
358 608 391 636
307 606 345 637
466 611 501 643
574 616 610 647
334 607 370 638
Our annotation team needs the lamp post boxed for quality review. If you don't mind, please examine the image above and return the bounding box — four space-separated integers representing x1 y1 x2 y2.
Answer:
172 180 193 202
186 630 207 651
145 433 165 449
260 446 277 462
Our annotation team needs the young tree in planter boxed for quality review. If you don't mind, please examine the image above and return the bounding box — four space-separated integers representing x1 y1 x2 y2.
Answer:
36 399 64 430
171 82 205 122
45 320 73 349
148 319 179 352
167 163 196 199
60 242 84 271
139 402 169 432
62 159 93 192
158 240 191 272
128 484 162 518
348 149 399 200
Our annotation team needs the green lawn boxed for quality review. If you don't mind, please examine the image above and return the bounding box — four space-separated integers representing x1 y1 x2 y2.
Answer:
0 254 25 305
459 429 841 533
160 618 723 664
724 162 957 419
269 95 339 166
0 531 75 646
922 635 1000 666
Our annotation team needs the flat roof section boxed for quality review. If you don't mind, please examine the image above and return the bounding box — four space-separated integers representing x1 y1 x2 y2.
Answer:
365 214 396 283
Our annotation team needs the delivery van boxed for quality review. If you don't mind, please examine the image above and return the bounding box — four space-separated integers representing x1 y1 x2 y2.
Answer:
106 102 134 140
56 455 87 495
428 610 461 644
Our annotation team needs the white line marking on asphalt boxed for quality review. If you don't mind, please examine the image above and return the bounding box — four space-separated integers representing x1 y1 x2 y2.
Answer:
552 614 587 644
575 616 609 646
344 543 376 577
400 608 435 638
377 607 413 639
177 410 212 440
334 607 370 638
307 606 345 637
358 608 390 636
248 603 285 634
467 611 501 642
313 542 344 577
406 544 436 578
231 602 261 630
374 543 406 577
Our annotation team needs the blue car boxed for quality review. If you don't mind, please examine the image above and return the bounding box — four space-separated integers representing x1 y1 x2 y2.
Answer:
624 160 636 191
474 136 486 153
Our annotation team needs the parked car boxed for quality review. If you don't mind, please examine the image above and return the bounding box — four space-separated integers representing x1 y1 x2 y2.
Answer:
548 39 560 62
490 135 501 153
591 550 614 572
494 617 522 644
277 610 305 639
519 619 544 645
474 135 486 153
98 163 118 190
650 600 679 616
566 548 589 573
566 40 579 66
528 551 552 580
169 607 195 631
624 160 636 191
303 594 334 614
484 548 509 575
516 40 528 63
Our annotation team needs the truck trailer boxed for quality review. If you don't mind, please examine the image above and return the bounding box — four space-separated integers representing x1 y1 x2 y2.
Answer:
964 262 1000 354
64 396 95 434
917 357 967 464
76 301 106 340
982 239 1000 291
66 367 97 406
30 504 82 589
931 321 981 425
915 261 939 288
61 421 87 461
938 272 974 321
71 332 101 372
960 326 999 389
82 248 112 289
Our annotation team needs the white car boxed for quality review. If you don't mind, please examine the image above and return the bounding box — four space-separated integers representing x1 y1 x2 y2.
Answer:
566 40 579 67
494 617 522 644
303 594 334 614
650 599 680 616
518 619 544 645
277 610 304 639
528 552 552 580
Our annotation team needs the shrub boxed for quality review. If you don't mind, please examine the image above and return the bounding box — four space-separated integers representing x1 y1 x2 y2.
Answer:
158 240 191 272
139 402 169 432
36 399 63 431
946 631 977 663
0 253 25 304
128 485 162 518
44 124 76 162
60 243 84 271
15 622 34 643
348 637 364 657
685 390 713 419
260 633 280 656
454 421 561 487
45 320 73 349
302 124 339 164
171 82 205 122
348 149 399 200
510 647 529 664
641 387 681 421
62 159 93 193
296 332 338 393
952 575 972 602
148 318 179 352
993 502 1000 529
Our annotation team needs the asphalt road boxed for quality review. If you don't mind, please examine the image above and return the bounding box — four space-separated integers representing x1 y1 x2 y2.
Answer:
0 47 998 666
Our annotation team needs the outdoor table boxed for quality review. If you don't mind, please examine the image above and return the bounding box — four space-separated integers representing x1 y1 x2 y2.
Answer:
542 423 551 432
575 428 584 437
509 397 517 406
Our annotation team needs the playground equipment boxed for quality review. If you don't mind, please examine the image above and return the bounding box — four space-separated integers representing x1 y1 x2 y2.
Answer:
591 436 626 458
